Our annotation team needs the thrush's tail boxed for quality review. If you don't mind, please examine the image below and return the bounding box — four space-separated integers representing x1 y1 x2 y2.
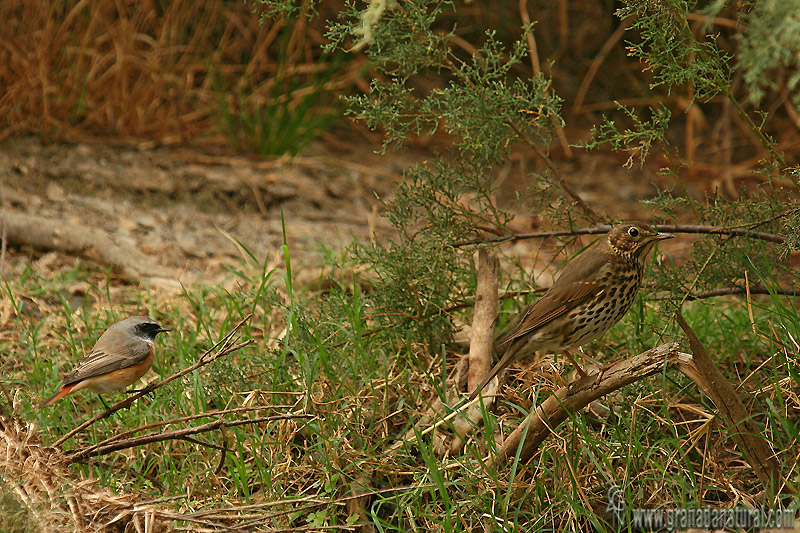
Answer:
468 344 521 402
39 383 78 408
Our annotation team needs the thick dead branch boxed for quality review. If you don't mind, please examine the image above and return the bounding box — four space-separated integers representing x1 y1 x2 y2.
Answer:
498 343 683 463
1 210 178 280
389 252 501 455
674 311 788 496
454 249 499 445
467 250 499 393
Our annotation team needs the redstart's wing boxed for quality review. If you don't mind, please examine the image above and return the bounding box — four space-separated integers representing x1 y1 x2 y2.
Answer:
60 328 152 387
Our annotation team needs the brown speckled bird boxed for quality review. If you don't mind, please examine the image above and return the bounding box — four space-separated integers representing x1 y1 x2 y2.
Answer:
469 221 673 401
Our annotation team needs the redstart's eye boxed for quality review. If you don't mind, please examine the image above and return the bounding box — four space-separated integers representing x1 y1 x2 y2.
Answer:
628 227 639 238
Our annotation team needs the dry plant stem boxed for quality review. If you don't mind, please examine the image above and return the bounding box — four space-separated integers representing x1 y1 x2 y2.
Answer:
53 314 254 447
674 310 787 496
153 485 432 529
1 211 177 280
497 342 683 464
452 223 786 247
467 250 499 392
572 15 636 114
66 412 312 463
518 0 572 158
504 120 601 223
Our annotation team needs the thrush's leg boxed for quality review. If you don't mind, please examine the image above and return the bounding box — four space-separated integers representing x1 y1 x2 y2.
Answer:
561 350 589 379
572 350 621 384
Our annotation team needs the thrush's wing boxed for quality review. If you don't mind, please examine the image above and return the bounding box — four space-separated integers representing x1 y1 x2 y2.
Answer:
60 329 152 387
497 246 609 349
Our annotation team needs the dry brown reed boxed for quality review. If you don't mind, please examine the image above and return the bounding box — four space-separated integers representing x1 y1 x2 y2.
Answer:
1 404 174 532
0 0 356 145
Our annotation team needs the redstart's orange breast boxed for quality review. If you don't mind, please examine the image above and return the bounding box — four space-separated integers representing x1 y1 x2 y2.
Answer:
40 316 170 408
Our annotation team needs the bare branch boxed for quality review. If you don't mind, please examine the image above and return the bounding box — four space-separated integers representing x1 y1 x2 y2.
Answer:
452 223 786 248
0 210 177 280
650 285 798 301
452 250 500 447
66 412 313 463
70 405 294 459
467 250 499 393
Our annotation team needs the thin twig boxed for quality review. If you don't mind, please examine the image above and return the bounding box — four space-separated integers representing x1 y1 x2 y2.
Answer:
53 314 254 447
651 285 797 301
72 405 293 458
504 119 601 223
452 223 785 247
452 225 611 247
66 412 313 462
175 435 232 453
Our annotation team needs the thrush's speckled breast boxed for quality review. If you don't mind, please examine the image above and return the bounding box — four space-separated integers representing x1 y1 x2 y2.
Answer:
469 221 673 401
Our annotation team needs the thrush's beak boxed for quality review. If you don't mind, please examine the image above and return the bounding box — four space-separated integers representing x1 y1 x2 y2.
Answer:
654 232 674 240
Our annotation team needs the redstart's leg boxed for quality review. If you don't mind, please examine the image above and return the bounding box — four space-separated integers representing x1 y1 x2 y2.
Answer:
125 387 152 394
98 395 110 409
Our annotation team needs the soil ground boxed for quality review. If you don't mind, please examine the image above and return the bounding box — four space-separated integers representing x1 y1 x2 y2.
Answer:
0 134 686 291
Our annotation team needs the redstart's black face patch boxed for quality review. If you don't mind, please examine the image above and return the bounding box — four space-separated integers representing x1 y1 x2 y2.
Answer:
135 320 170 340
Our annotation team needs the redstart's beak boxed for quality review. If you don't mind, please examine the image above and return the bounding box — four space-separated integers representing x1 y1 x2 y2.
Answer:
156 327 172 333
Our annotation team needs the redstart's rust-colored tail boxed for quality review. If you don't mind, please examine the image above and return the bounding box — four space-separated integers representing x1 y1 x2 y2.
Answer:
39 383 79 408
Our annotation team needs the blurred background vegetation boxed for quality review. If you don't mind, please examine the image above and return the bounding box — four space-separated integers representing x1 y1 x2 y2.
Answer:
1 0 797 164
3 0 800 531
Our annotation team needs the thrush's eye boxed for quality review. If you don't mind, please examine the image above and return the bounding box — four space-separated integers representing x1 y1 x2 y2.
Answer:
628 227 639 238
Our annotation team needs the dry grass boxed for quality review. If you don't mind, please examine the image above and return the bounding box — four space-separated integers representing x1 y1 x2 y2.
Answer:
0 0 359 145
2 273 800 530
0 400 173 532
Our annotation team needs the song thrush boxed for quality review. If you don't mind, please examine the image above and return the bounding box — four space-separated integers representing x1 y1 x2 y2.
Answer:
469 221 673 401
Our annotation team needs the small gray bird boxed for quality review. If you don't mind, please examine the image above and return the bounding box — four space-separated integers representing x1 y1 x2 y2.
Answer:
469 222 673 401
40 316 170 408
